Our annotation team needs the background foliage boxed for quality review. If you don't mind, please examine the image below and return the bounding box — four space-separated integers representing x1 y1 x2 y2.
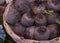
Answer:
0 16 16 43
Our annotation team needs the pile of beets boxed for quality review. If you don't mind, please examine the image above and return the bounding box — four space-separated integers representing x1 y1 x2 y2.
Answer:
6 0 60 41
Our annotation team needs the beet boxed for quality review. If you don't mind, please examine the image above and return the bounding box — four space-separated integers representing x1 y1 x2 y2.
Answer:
47 0 60 11
25 26 35 39
14 23 26 37
34 26 50 40
21 13 34 26
46 14 56 24
35 14 47 26
47 24 58 39
6 6 20 25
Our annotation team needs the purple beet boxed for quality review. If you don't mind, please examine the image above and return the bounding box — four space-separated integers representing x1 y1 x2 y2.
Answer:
47 24 58 39
6 6 20 25
32 5 45 15
46 14 56 24
25 26 35 39
34 26 50 40
14 23 26 37
14 0 31 14
35 14 47 26
47 0 60 11
21 13 34 26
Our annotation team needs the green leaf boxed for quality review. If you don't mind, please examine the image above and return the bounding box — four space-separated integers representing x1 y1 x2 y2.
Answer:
44 10 54 15
56 19 60 24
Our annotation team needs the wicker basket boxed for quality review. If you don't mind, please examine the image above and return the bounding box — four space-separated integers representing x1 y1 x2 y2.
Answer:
3 0 60 43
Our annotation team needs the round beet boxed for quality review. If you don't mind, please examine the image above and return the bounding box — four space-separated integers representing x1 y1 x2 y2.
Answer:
14 0 31 14
47 0 60 11
14 23 26 37
46 13 56 24
25 26 35 39
21 13 34 26
47 24 58 39
32 5 45 15
34 26 50 40
35 14 47 26
6 6 20 25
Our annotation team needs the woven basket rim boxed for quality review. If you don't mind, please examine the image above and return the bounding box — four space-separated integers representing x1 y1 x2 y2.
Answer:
3 0 60 43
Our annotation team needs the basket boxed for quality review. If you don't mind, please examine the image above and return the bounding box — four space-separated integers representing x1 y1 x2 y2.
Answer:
3 0 60 43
